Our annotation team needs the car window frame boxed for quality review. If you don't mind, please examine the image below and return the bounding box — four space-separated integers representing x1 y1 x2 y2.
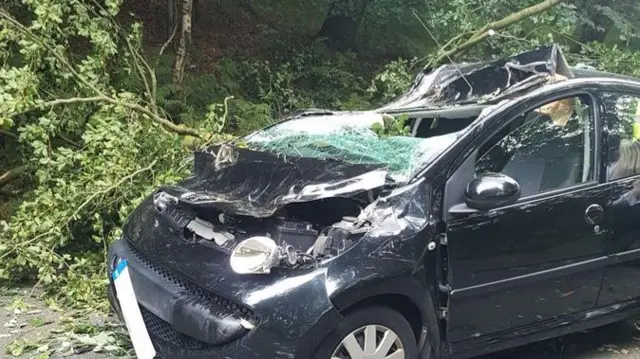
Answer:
475 96 594 184
599 90 640 184
445 90 602 213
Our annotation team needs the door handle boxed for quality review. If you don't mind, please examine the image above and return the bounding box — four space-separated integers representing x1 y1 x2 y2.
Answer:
585 204 604 225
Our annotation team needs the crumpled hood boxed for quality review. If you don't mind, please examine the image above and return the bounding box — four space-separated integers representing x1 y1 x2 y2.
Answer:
160 144 389 217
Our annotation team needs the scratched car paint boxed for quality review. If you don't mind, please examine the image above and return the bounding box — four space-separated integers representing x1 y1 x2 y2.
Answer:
107 44 640 359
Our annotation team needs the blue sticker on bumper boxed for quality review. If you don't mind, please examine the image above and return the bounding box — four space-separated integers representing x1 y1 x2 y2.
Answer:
112 259 128 280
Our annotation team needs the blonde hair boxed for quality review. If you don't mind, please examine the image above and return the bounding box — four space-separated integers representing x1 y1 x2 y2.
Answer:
610 140 640 180
537 97 576 126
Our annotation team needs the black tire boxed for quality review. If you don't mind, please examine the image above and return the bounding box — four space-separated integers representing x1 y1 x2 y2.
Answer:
312 306 419 359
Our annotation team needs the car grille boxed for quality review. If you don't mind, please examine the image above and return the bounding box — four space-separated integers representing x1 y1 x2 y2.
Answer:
124 240 259 324
140 306 214 350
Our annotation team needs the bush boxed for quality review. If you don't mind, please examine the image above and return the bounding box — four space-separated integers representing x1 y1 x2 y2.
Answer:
367 58 416 104
574 42 640 77
0 0 229 305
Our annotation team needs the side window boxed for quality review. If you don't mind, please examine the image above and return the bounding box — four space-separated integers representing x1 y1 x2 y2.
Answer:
475 95 594 197
600 92 640 181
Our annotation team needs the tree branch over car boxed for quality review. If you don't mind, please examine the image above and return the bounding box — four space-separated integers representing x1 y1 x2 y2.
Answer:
419 0 564 67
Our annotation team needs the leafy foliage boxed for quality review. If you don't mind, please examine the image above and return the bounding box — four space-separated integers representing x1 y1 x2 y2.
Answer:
367 58 416 103
3 290 133 358
370 114 411 137
574 42 640 77
0 0 224 306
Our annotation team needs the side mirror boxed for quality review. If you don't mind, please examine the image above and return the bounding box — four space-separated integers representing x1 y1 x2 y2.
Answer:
465 173 521 210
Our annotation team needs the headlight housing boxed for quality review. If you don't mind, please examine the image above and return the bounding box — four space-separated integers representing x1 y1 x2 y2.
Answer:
230 237 280 274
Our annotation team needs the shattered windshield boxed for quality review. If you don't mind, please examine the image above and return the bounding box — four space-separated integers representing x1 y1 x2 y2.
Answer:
243 112 460 182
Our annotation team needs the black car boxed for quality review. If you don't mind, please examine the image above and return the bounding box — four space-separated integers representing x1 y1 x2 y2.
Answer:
107 44 640 359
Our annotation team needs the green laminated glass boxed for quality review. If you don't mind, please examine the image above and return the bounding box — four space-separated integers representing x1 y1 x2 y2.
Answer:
244 113 459 182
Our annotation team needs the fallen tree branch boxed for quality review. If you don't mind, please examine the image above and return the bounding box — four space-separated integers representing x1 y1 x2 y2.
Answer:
131 49 156 113
201 96 234 148
439 31 472 54
0 129 18 139
83 0 159 114
0 12 103 97
426 0 563 67
37 96 109 109
157 23 179 64
7 96 200 137
118 99 200 136
0 10 200 138
0 166 26 187
0 189 19 197
66 160 158 225
58 133 81 148
469 0 563 42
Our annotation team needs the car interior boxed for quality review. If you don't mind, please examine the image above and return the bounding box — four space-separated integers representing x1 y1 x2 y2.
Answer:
604 96 640 181
439 95 595 219
475 96 593 197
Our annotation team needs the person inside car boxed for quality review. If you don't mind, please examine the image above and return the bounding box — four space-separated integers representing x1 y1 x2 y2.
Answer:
610 140 640 182
610 141 640 253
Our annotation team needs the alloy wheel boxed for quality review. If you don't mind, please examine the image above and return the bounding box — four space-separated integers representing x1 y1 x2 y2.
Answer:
331 324 405 359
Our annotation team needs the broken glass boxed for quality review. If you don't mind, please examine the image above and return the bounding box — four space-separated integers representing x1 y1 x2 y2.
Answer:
244 112 460 182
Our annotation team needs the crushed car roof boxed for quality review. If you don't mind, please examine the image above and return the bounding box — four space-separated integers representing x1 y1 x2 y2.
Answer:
292 44 640 119
378 43 637 113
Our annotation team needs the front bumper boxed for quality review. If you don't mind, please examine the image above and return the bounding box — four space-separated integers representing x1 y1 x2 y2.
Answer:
107 239 342 359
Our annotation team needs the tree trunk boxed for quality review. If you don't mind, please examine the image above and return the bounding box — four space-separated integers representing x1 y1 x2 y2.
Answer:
167 0 177 37
172 0 193 90
316 0 370 51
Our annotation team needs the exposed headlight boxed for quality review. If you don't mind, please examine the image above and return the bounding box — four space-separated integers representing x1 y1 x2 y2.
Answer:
230 237 280 274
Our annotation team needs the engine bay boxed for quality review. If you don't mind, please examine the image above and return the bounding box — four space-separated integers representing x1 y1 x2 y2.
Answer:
174 193 375 268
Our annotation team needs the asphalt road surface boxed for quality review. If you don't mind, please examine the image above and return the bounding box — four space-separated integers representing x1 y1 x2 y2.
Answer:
480 320 640 358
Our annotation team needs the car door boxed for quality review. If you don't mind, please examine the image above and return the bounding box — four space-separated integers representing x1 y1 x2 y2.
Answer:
443 92 608 343
597 91 640 306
